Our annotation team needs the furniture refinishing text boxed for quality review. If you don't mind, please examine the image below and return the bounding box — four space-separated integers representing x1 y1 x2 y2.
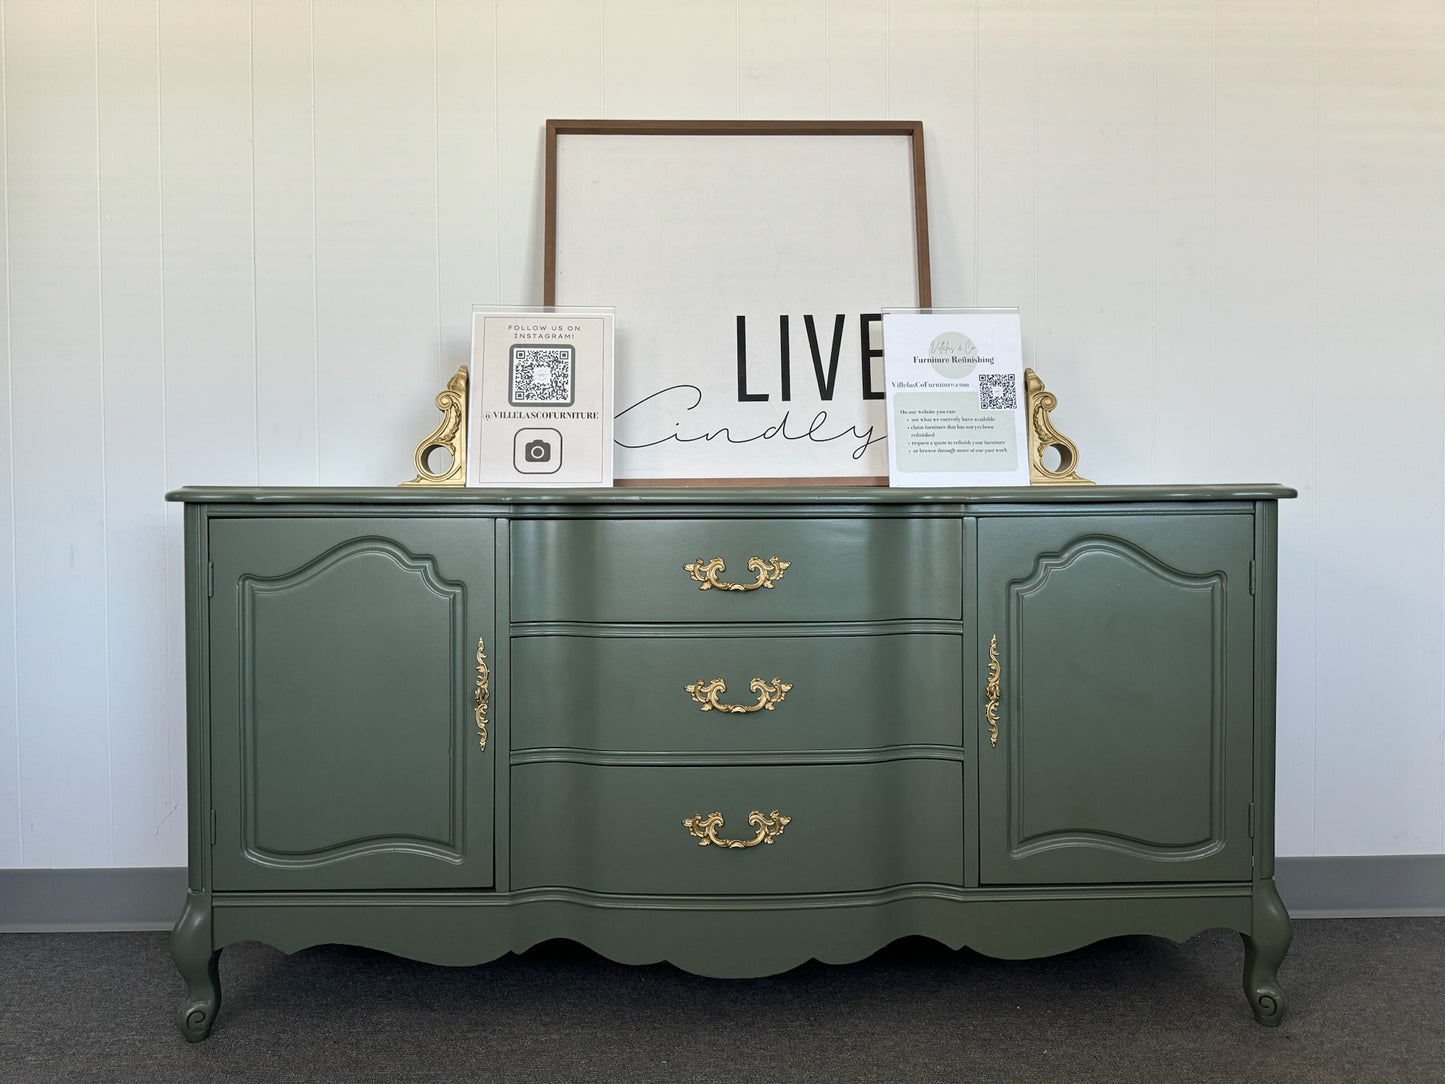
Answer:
169 484 1295 1040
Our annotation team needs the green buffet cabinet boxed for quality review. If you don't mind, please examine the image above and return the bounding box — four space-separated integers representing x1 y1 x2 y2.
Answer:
168 484 1295 1040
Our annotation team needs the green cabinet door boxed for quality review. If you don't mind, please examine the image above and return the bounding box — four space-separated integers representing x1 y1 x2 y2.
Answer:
208 517 495 890
976 513 1255 884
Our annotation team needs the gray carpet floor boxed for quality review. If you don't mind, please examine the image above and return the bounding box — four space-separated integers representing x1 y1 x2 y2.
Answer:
2 918 1442 1083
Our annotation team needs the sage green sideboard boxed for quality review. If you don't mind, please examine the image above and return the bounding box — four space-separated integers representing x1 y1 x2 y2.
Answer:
168 484 1295 1040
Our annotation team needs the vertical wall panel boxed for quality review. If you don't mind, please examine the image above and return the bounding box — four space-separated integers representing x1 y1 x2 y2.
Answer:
0 4 19 867
889 1 977 305
98 0 175 866
826 0 889 118
1032 0 1157 483
253 0 320 486
159 0 256 489
738 0 829 118
7 0 113 865
1311 0 1445 855
1148 1 1217 485
976 0 1040 356
495 0 601 304
1212 2 1321 857
312 0 439 484
1211 3 1318 484
601 2 737 118
437 1 501 378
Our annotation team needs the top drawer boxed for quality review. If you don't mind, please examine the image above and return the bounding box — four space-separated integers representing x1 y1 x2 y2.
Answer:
511 517 962 623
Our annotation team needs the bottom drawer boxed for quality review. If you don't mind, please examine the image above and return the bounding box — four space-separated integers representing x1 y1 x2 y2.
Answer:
510 761 963 894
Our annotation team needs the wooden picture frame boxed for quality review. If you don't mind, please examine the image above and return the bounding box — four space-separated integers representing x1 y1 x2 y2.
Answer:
545 119 931 485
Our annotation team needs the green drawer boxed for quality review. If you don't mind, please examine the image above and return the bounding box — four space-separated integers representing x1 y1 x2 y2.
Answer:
510 760 964 894
511 632 963 752
510 517 962 623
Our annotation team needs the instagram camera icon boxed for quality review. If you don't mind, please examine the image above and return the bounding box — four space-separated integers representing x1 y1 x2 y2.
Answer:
513 428 562 474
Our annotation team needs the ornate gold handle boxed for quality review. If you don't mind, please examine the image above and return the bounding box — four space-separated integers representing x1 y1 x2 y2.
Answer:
683 809 791 848
985 634 1000 748
475 637 490 751
684 555 789 591
685 677 792 713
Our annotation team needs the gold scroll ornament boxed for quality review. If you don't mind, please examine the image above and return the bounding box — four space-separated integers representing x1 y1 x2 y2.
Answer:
985 634 1001 748
402 366 468 486
685 556 789 592
474 638 489 751
685 677 792 714
1025 367 1091 485
683 810 791 849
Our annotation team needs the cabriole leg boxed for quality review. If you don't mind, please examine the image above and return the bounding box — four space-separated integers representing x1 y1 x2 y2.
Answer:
171 891 221 1042
1241 878 1292 1026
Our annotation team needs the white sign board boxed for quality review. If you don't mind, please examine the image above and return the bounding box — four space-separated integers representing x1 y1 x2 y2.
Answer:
882 310 1031 488
466 308 614 487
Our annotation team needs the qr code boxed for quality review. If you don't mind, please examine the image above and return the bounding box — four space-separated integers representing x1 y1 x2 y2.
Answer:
509 345 575 407
979 372 1017 410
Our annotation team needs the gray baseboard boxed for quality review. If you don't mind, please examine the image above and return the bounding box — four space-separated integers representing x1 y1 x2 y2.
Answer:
0 858 1441 932
1276 854 1445 918
0 867 188 932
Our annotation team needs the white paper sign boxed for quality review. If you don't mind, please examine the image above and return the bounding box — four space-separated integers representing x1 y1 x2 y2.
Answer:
882 311 1030 487
466 309 614 487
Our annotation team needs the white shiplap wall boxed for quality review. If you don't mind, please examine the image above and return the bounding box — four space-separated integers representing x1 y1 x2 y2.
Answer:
1 0 1442 868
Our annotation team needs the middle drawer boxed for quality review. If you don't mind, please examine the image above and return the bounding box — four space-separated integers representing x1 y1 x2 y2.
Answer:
510 632 963 752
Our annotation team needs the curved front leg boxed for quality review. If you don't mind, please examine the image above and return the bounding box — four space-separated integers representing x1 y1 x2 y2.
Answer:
171 891 222 1042
1241 878 1292 1026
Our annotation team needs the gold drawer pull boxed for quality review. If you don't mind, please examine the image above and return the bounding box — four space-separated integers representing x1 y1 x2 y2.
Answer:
685 677 792 714
985 633 1000 748
684 809 791 848
685 555 789 592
